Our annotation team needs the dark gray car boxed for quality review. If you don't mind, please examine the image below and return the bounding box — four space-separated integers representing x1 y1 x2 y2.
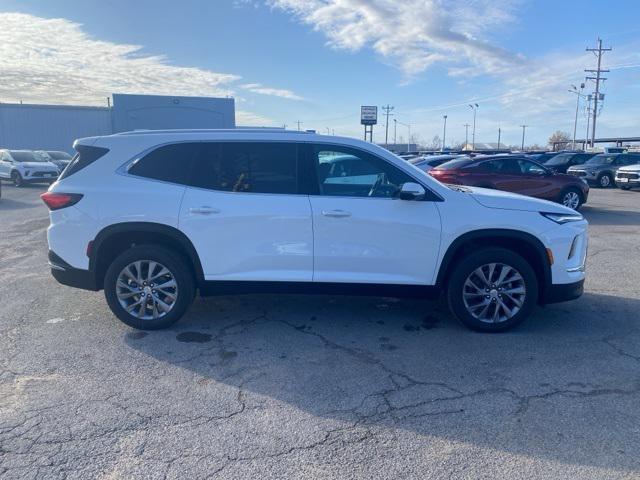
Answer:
567 153 640 188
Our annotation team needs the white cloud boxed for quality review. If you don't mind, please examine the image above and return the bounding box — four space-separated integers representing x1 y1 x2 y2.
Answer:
240 83 305 100
236 109 275 125
268 0 524 78
0 13 243 105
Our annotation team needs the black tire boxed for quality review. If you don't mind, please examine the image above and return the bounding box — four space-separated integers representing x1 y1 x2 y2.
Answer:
558 187 583 211
446 247 538 332
11 171 23 187
104 245 195 330
597 172 613 188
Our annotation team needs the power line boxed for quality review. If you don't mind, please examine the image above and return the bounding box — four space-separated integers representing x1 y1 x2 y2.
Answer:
381 105 394 145
585 38 611 147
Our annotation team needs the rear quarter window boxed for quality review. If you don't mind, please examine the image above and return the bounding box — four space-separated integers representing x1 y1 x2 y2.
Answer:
128 143 199 185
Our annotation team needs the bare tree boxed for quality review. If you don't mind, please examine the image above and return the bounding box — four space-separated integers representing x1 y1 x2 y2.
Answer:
548 131 572 151
429 135 442 150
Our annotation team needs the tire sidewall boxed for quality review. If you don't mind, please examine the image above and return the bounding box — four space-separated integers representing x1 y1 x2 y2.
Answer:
447 248 539 332
104 245 195 330
12 171 23 187
598 173 612 188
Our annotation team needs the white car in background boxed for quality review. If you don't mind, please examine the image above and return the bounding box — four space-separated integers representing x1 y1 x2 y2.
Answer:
615 163 640 190
0 149 60 186
42 129 588 332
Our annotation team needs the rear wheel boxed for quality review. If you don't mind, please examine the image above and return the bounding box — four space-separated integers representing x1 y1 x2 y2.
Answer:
597 173 612 188
104 245 195 330
11 171 23 187
559 187 583 210
446 248 538 332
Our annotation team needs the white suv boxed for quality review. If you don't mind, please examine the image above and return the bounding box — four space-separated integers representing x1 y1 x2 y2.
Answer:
42 130 588 332
0 149 60 186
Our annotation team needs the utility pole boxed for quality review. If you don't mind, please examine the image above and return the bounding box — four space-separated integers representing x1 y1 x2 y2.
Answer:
381 105 394 146
463 123 470 149
569 83 585 149
295 120 303 131
585 95 592 149
585 38 611 147
520 125 528 151
468 104 479 149
497 127 501 149
442 115 448 151
393 119 397 145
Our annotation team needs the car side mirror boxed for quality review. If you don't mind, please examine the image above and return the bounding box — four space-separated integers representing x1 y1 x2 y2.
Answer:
399 182 426 200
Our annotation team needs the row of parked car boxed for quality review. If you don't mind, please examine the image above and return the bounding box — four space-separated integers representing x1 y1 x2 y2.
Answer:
403 150 640 210
0 149 73 187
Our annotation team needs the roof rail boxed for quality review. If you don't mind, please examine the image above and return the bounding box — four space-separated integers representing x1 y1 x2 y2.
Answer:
114 128 315 136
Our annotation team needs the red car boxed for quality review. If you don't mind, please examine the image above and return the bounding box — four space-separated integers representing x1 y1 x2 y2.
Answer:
429 155 589 210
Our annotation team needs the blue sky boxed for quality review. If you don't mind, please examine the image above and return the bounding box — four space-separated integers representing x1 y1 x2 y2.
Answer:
0 0 638 146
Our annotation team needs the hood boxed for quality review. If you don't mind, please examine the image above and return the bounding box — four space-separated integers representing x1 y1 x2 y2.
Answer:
463 186 574 214
568 163 605 171
618 163 640 172
20 162 58 169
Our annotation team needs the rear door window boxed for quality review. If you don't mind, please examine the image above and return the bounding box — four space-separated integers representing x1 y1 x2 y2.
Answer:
189 142 299 194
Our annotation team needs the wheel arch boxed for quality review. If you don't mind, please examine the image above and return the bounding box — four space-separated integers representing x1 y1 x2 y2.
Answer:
90 222 204 290
435 229 552 302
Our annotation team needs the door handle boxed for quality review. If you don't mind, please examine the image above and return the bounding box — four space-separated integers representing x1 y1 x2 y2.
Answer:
321 209 351 218
189 206 220 215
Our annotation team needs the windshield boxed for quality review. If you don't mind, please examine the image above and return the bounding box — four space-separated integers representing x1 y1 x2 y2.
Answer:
9 151 46 162
586 154 616 165
47 151 72 160
434 158 473 170
545 154 572 166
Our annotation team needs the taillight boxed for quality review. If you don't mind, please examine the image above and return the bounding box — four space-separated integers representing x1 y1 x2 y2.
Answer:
40 192 83 211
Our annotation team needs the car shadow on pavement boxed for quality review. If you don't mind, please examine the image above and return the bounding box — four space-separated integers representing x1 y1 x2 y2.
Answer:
124 291 640 474
582 205 640 226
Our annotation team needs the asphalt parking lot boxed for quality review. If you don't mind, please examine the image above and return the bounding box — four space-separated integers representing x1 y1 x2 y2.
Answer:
1 183 639 479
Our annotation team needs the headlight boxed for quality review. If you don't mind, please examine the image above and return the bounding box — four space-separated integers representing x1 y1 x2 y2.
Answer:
541 212 584 224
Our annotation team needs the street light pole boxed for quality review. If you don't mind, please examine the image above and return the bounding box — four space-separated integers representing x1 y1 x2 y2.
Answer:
569 83 585 149
468 104 478 149
442 115 448 151
497 127 501 149
393 119 397 146
520 125 528 151
396 120 411 152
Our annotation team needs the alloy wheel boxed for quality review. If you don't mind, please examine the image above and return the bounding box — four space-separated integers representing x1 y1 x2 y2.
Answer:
462 263 526 323
599 175 611 187
116 260 178 320
562 191 581 209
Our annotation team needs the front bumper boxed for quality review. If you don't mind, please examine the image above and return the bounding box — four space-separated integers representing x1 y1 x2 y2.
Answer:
542 279 584 304
48 250 98 291
615 178 640 188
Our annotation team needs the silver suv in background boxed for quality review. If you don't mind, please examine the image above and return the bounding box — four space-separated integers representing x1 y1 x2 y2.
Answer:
0 149 60 186
615 163 640 190
36 150 73 174
567 153 640 188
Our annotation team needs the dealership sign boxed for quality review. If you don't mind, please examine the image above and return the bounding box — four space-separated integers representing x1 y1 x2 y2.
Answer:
360 106 378 125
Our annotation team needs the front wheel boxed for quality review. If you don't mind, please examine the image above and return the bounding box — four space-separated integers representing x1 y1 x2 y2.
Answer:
446 248 538 332
104 245 195 330
11 171 23 187
597 173 612 188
